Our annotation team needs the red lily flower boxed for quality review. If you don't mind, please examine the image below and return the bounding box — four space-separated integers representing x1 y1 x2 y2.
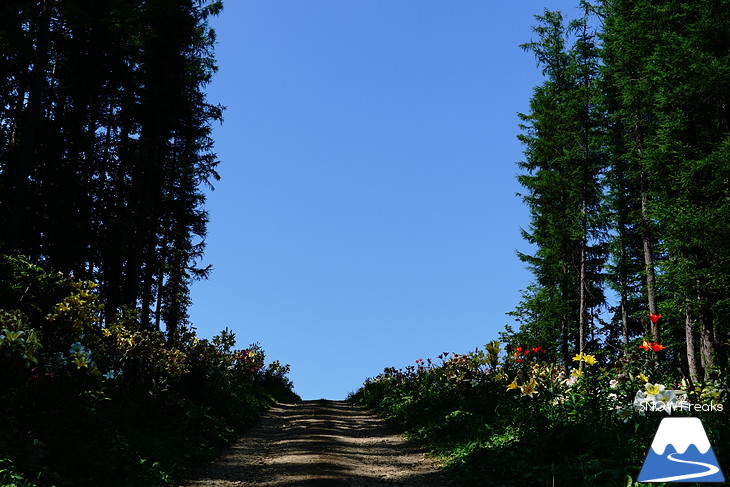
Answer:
639 340 666 352
647 314 662 324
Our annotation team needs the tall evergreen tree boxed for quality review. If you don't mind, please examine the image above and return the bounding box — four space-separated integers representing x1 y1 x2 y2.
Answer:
599 0 664 345
601 0 730 380
515 8 607 369
0 0 223 335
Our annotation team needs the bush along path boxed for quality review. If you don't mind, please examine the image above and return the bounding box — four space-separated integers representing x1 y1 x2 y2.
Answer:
0 254 298 487
351 341 728 487
181 400 454 487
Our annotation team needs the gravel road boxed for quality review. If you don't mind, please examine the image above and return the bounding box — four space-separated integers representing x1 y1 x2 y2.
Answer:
180 399 455 487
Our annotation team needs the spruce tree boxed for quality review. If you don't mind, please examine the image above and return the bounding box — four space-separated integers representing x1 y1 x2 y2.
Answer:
0 0 223 335
515 8 607 368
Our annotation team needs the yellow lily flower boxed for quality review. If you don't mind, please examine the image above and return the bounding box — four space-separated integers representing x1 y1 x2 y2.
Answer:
645 383 665 396
521 378 538 397
572 353 597 365
506 377 519 391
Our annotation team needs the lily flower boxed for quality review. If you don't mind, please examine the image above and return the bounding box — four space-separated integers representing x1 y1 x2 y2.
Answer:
639 340 666 352
582 354 598 365
572 353 597 365
520 378 538 397
645 383 665 396
616 408 632 423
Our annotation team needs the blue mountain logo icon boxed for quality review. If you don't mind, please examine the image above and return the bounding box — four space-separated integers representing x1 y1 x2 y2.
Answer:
638 417 725 483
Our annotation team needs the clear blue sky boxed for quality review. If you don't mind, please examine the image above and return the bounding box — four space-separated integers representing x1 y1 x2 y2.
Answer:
188 0 579 400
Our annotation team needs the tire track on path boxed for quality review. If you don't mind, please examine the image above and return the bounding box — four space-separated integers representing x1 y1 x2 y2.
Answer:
180 399 454 487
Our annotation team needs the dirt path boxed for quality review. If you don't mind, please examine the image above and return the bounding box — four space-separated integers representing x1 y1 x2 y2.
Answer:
180 400 455 487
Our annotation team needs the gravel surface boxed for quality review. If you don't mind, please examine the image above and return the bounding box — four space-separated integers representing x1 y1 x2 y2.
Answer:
180 399 455 487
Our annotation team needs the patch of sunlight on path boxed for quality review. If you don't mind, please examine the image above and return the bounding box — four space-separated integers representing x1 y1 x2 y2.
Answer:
180 399 455 487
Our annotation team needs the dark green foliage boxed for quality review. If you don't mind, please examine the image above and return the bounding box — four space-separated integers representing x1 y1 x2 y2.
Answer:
0 254 68 325
361 2 730 486
515 7 608 369
0 0 223 333
0 4 303 483
353 344 727 487
0 256 299 487
511 0 730 383
599 0 730 377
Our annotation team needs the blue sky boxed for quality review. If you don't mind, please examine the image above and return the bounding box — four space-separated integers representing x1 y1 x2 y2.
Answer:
188 0 579 400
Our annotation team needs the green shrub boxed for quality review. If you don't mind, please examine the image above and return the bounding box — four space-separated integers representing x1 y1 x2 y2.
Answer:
352 341 727 487
0 255 298 487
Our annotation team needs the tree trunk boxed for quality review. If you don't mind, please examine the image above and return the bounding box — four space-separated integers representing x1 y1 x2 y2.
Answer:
640 172 659 341
561 313 570 372
700 321 716 373
154 241 168 333
685 304 701 383
578 204 588 358
561 261 571 372
4 0 50 252
620 296 630 350
698 285 716 373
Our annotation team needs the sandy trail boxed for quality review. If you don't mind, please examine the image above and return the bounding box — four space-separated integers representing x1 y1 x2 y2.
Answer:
180 399 454 487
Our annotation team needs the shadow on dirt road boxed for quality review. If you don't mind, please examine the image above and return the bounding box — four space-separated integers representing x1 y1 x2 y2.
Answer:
181 399 454 487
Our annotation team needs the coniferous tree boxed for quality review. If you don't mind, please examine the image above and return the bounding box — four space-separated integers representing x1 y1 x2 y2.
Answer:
0 0 223 335
599 0 664 345
601 0 730 380
516 8 607 369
